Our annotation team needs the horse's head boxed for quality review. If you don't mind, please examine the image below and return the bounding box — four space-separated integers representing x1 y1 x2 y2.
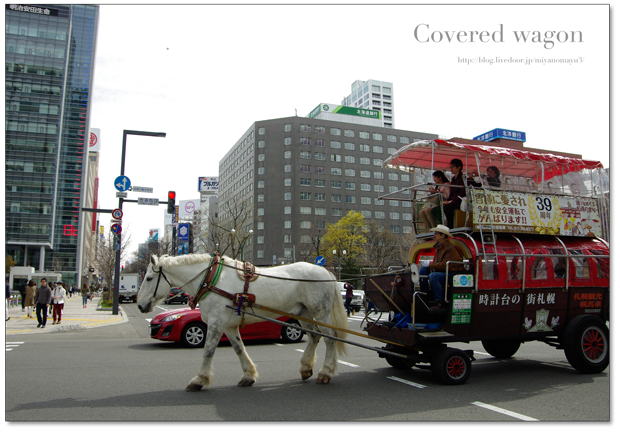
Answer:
137 255 173 313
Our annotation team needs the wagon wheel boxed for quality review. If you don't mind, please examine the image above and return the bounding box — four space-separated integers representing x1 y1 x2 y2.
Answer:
481 339 522 359
431 348 471 385
563 315 609 374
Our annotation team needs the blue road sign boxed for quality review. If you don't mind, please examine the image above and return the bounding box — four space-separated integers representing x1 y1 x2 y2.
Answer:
111 223 122 235
315 255 326 266
114 175 131 192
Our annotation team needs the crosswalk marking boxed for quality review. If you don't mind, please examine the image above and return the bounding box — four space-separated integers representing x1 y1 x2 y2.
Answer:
6 342 24 352
387 376 427 388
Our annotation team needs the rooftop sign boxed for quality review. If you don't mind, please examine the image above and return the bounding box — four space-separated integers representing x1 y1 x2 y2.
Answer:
474 128 526 143
308 103 382 120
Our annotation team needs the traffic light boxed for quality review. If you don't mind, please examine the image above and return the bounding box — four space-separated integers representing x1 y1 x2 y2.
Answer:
167 191 176 214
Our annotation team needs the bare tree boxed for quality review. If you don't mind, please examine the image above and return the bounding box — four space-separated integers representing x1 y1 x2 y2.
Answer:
209 199 254 259
358 220 401 275
94 229 133 295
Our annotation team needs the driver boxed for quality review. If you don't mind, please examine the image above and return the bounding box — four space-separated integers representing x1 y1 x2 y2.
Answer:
418 225 465 309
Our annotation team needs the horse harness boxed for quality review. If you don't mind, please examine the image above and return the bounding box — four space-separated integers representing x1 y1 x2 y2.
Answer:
189 253 259 315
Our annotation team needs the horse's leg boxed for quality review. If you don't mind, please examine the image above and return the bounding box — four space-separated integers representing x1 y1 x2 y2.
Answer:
223 327 258 387
186 323 223 392
299 327 321 381
314 315 339 385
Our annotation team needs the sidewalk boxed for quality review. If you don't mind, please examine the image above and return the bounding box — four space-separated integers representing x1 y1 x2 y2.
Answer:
5 294 128 335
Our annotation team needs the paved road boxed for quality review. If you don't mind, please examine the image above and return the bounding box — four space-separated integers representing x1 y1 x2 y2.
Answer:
5 302 610 422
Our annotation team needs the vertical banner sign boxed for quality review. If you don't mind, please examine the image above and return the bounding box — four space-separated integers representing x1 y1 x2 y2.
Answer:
92 178 99 232
178 223 190 242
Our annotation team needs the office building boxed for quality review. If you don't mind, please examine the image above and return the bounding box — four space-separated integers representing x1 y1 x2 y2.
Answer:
5 4 100 286
341 79 394 128
218 115 438 267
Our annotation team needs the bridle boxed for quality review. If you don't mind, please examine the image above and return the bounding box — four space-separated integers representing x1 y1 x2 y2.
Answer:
150 265 173 303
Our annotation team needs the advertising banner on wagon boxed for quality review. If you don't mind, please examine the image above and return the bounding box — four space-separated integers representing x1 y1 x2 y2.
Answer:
471 190 602 237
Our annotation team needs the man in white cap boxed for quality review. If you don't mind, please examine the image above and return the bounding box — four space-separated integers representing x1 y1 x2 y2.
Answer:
418 225 465 308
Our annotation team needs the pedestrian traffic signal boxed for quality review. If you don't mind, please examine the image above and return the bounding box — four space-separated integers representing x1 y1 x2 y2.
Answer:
167 191 176 214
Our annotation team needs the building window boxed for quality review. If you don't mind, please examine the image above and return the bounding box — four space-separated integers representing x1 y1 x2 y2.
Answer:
331 195 342 203
360 157 370 165
373 158 383 166
346 195 356 204
258 154 265 161
361 183 371 191
330 141 342 149
258 180 264 188
299 151 310 159
300 165 311 173
362 210 372 218
300 235 312 244
390 212 400 220
300 124 311 132
284 165 291 172
373 146 383 154
374 172 384 180
284 137 292 145
315 207 326 216
345 169 355 177
359 131 370 139
300 178 311 186
300 192 311 200
284 235 291 243
390 225 400 234
284 151 292 159
301 221 312 229
361 197 371 205
315 193 326 201
330 154 342 163
390 200 399 207
258 140 265 148
315 166 326 174
284 192 291 200
315 152 325 160
332 208 343 217
387 134 397 142
388 173 398 181
387 147 398 154
284 178 292 186
257 222 264 230
402 213 412 221
316 221 326 229
373 133 383 141
374 185 385 193
284 206 291 214
258 208 264 216
374 198 385 205
344 155 355 164
315 179 326 187
359 144 370 152
400 136 410 144
344 142 355 151
331 167 342 176
257 236 264 244
331 181 342 189
258 127 265 135
258 167 265 175
315 126 325 134
360 170 371 178
300 207 312 215
345 182 355 190
403 226 412 234
315 139 325 147
375 211 385 219
300 138 311 146
330 128 341 136
284 124 291 132
344 129 354 137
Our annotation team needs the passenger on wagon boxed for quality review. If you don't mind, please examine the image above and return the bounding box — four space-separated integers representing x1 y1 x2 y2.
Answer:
418 225 465 309
470 165 502 188
443 158 467 228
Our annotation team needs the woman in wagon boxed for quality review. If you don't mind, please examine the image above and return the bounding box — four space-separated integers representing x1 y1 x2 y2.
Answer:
470 165 502 188
418 225 465 309
443 158 468 228
419 170 451 231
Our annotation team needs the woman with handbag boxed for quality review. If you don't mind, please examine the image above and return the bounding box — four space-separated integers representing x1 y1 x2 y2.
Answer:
24 280 36 318
419 170 451 231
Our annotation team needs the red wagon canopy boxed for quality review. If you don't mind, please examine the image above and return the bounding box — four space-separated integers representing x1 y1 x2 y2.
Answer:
383 140 604 183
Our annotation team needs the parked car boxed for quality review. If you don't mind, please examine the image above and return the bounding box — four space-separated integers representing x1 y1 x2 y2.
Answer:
338 282 364 312
149 307 305 348
163 288 189 304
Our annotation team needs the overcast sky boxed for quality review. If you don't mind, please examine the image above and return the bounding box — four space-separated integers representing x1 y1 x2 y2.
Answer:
89 3 611 259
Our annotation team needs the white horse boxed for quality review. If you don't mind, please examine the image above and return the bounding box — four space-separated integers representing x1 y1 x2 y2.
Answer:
137 253 348 391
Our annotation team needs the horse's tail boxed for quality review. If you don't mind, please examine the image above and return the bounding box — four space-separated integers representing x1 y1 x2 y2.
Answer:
330 279 348 357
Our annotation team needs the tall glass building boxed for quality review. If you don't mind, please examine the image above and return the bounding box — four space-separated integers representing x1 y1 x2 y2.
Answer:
5 4 100 286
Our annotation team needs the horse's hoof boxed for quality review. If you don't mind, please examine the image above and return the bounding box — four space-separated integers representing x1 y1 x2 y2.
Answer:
237 378 255 387
316 374 331 384
301 370 313 381
185 383 203 392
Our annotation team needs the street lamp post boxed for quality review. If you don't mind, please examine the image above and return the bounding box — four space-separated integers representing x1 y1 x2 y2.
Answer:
229 228 254 260
332 249 347 280
112 130 166 315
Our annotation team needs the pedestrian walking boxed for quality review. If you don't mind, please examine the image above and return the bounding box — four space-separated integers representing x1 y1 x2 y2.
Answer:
344 282 354 317
34 278 52 328
5 278 11 322
24 280 37 318
48 282 55 316
52 281 67 325
18 281 27 312
81 283 90 308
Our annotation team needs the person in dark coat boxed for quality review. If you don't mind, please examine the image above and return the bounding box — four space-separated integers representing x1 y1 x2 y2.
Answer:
443 158 467 228
34 278 52 328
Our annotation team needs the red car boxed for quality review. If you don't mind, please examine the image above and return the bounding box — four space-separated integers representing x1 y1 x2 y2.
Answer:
149 307 304 348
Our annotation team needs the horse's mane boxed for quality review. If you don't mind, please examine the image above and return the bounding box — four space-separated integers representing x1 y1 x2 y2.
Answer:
157 253 218 268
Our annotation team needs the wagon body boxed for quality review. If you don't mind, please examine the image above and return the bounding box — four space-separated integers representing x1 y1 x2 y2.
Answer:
363 139 609 384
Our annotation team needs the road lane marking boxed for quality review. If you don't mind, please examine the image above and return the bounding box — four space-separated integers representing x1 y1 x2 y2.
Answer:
337 360 359 368
6 342 24 351
387 376 427 388
474 351 491 356
541 362 574 370
471 401 538 421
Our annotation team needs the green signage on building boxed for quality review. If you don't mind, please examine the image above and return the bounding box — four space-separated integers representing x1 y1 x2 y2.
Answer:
307 103 382 120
